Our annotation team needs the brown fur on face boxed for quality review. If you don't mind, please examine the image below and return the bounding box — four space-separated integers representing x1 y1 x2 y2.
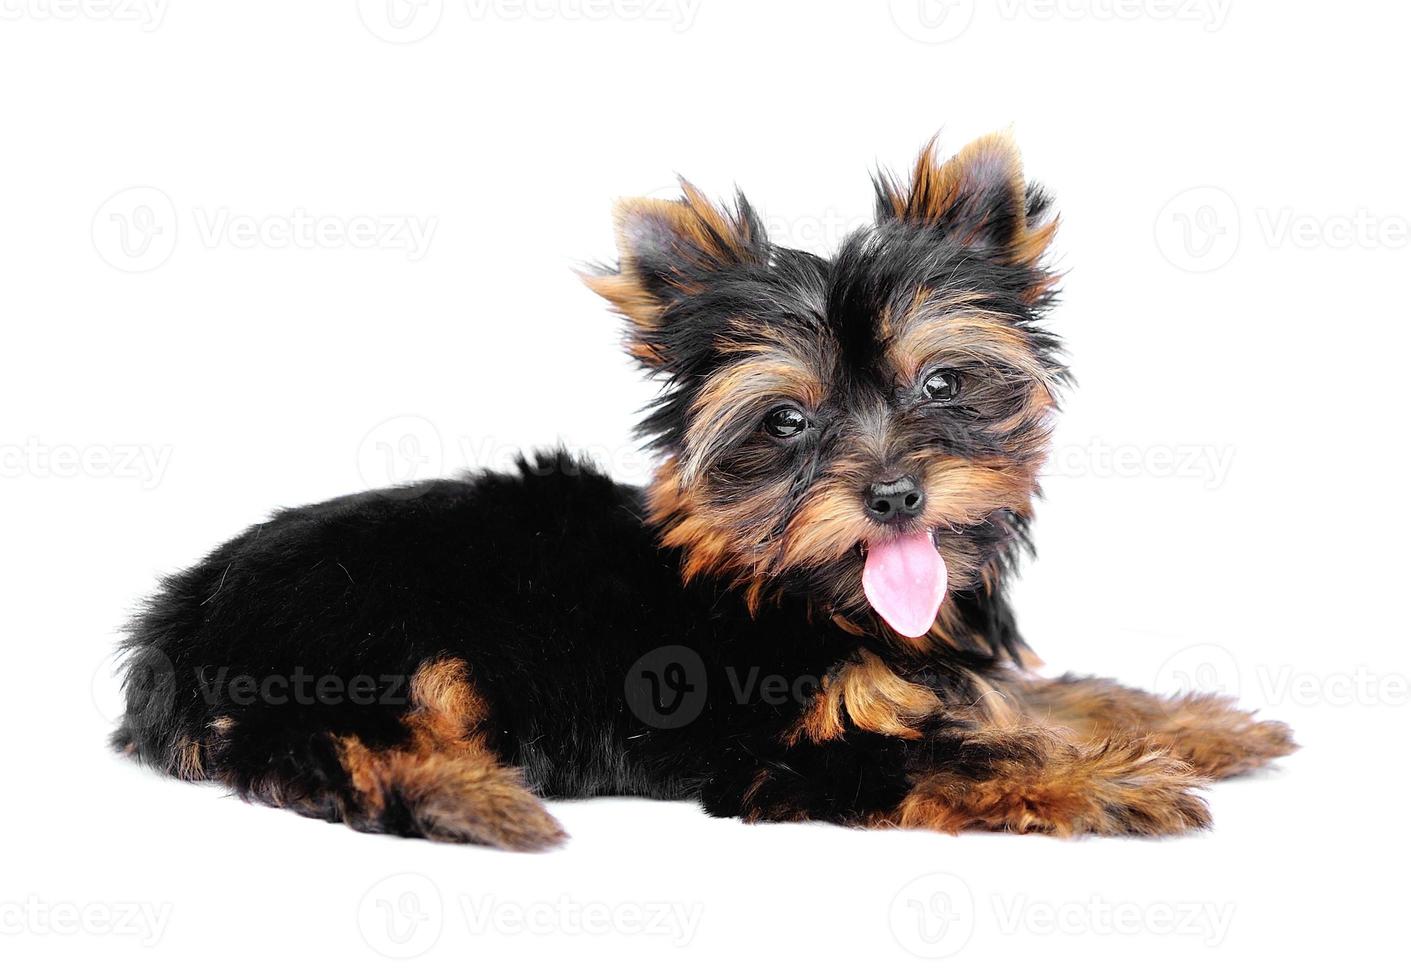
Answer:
588 133 1066 636
645 351 1050 620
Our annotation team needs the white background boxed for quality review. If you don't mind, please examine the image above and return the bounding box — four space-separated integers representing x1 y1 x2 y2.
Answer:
2 1 1406 975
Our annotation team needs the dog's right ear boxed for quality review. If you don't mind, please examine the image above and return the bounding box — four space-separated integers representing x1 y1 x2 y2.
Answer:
874 133 1058 270
582 181 768 371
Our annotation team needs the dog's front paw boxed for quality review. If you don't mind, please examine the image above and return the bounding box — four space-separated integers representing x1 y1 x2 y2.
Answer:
1150 695 1298 779
892 736 1211 837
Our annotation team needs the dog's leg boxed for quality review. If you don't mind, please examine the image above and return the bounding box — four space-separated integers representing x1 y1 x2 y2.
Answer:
702 652 1211 837
117 656 565 851
1013 674 1296 779
328 730 564 851
886 726 1210 836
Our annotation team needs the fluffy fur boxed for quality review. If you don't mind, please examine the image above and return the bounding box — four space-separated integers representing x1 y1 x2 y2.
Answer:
113 134 1294 849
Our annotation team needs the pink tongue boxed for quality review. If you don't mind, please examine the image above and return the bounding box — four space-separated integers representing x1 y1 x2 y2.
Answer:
862 532 947 637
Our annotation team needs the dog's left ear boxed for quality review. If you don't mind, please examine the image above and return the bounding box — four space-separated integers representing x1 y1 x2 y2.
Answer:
583 181 768 371
875 132 1058 268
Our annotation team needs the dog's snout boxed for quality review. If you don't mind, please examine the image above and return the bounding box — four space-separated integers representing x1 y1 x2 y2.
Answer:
865 475 925 523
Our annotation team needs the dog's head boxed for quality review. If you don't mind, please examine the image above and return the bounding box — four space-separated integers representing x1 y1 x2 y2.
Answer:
585 134 1064 641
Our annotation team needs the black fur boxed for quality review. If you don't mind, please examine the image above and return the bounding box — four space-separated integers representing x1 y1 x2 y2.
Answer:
117 453 996 821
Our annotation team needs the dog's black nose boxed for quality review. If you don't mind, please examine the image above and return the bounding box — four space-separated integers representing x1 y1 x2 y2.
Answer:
865 476 925 523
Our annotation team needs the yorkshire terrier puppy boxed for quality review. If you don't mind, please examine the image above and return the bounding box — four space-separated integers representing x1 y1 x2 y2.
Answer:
114 134 1294 849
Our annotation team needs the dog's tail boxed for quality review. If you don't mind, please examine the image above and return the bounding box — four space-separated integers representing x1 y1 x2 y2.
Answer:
112 652 566 852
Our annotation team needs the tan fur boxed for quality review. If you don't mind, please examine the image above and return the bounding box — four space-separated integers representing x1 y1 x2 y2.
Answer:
1015 674 1298 779
776 475 877 572
582 182 761 368
786 651 945 744
680 351 828 482
889 313 1051 385
649 448 1039 609
334 657 566 851
777 661 1291 837
577 269 661 355
879 132 1059 271
884 729 1210 837
171 734 205 781
919 458 1038 529
647 457 761 587
404 656 487 746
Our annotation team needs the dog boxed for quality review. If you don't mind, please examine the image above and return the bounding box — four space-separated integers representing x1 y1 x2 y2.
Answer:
113 134 1294 849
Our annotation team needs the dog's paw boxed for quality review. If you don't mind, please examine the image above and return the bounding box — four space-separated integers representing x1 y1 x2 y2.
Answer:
1149 695 1298 779
893 737 1211 838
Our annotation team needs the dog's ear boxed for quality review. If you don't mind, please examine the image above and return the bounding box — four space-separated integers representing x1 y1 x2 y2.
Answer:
583 181 768 370
874 132 1057 268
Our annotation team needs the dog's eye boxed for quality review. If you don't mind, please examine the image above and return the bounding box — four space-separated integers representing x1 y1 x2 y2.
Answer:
922 369 962 402
763 406 809 438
